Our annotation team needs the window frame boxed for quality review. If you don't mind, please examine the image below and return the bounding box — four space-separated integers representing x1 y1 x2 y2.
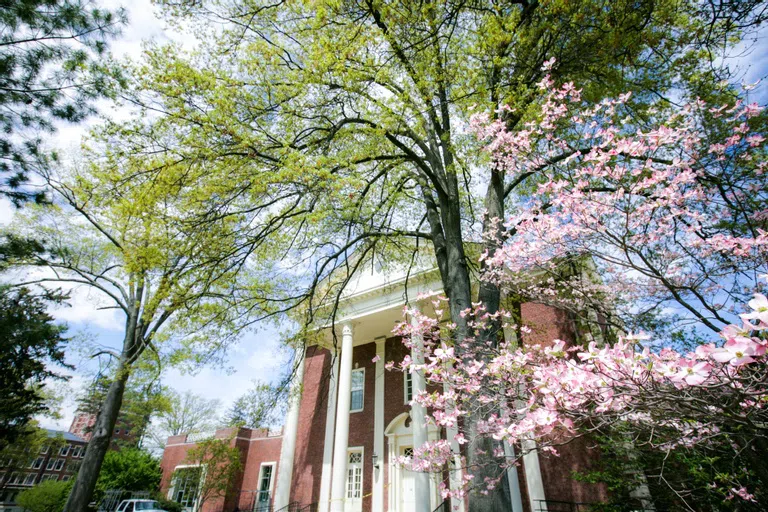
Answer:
59 445 69 457
345 447 364 501
46 459 56 471
54 459 65 471
169 464 204 511
256 462 276 506
404 371 413 404
349 368 365 413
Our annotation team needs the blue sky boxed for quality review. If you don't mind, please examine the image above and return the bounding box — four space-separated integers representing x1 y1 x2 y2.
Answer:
1 0 767 432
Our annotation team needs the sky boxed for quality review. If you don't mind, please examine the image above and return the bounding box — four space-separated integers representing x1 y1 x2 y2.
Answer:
0 0 293 434
2 0 768 435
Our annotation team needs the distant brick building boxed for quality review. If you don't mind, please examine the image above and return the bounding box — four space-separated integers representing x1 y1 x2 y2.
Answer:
0 430 87 512
160 264 607 512
69 412 138 446
160 427 283 512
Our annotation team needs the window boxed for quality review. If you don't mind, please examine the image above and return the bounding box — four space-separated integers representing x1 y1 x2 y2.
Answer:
404 371 413 404
40 445 49 454
256 464 274 510
135 501 161 510
350 368 365 412
59 445 70 457
61 475 70 482
125 502 134 512
346 451 363 500
24 474 36 486
10 473 22 484
46 459 56 470
54 459 65 471
115 429 121 435
72 446 82 458
171 467 202 510
30 457 43 469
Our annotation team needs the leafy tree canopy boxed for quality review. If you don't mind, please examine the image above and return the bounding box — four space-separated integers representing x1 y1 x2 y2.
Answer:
0 285 71 447
17 479 74 512
0 0 126 204
225 381 285 430
95 448 162 495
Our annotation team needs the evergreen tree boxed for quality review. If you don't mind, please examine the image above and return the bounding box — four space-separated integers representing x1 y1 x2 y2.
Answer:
0 0 126 204
0 286 70 447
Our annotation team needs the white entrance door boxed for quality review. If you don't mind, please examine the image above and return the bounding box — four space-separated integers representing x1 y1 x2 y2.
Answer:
400 447 416 512
344 450 363 512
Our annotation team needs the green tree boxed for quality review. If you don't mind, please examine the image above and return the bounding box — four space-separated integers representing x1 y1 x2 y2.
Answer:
95 448 162 495
178 436 242 512
147 390 220 451
17 479 74 512
0 0 126 204
0 286 70 447
76 375 168 448
226 381 285 430
5 150 281 512
118 1 768 508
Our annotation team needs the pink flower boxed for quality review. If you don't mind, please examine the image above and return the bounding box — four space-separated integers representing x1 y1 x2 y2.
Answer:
672 360 712 386
371 355 381 363
741 293 768 327
710 339 765 366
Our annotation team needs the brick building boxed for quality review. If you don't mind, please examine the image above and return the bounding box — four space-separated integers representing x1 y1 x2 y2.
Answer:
161 428 283 512
161 263 606 512
69 411 138 446
0 430 87 512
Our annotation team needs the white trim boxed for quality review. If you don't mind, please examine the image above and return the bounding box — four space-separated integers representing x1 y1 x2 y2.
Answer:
256 462 277 505
319 349 340 512
349 368 365 413
372 338 385 512
344 447 364 512
168 463 206 512
403 371 413 405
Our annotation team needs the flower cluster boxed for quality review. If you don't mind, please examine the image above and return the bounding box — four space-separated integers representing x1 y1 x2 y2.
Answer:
392 285 768 503
472 60 767 339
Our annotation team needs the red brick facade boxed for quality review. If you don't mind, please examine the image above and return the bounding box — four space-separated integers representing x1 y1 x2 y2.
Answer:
160 428 282 512
160 301 608 512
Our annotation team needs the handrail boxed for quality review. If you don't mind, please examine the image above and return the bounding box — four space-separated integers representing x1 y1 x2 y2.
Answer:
431 501 447 512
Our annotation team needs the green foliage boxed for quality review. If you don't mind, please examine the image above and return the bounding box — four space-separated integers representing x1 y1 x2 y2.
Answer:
0 286 71 447
147 390 219 450
0 425 67 475
76 375 167 448
95 448 162 495
181 437 242 510
226 381 285 429
0 0 126 204
153 495 182 512
17 479 74 512
572 428 768 511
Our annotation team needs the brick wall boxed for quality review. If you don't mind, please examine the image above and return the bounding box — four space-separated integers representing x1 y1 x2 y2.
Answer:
521 302 609 506
160 428 282 512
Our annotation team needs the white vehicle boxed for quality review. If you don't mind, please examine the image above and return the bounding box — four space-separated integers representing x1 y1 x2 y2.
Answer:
115 500 166 512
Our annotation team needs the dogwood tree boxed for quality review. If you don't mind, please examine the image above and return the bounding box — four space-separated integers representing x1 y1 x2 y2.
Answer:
392 67 768 508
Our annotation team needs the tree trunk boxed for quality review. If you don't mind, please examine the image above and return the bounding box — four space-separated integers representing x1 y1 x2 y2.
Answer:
424 170 512 510
63 357 131 512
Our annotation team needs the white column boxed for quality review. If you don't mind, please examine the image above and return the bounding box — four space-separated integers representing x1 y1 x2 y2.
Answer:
410 312 432 511
318 348 340 512
502 320 542 512
503 440 525 512
522 438 547 512
373 337 386 512
274 345 306 510
329 323 355 512
443 369 465 512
